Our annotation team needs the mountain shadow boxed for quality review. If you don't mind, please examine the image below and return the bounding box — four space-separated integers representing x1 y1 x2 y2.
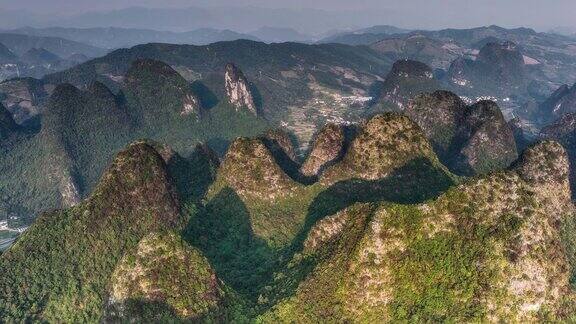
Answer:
165 148 218 203
190 80 219 110
183 187 277 299
249 83 264 113
105 299 182 323
261 135 309 184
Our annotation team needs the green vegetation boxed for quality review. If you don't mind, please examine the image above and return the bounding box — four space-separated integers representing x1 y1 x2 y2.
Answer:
0 114 574 322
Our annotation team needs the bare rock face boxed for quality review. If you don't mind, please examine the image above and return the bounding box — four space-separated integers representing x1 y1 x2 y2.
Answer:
300 123 346 177
224 63 257 115
58 170 81 207
181 93 202 118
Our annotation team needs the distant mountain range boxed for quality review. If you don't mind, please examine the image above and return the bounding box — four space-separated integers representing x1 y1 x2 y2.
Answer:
250 27 313 43
0 33 106 81
0 6 389 35
318 25 412 44
0 33 105 58
5 26 260 50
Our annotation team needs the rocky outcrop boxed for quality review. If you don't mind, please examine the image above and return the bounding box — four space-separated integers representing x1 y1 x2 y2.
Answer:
181 93 203 117
300 123 346 177
106 232 226 321
224 63 258 115
58 170 80 207
321 113 442 184
407 91 518 175
212 137 298 200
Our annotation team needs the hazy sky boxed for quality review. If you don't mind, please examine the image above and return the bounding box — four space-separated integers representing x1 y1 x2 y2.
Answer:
1 0 576 31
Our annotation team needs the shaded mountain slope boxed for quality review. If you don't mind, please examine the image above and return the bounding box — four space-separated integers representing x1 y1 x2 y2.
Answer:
541 112 576 197
372 59 441 112
536 83 576 123
406 91 518 175
0 102 19 139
